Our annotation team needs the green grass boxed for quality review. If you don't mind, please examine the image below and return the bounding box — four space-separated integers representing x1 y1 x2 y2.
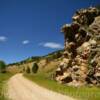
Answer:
0 73 13 100
24 73 100 100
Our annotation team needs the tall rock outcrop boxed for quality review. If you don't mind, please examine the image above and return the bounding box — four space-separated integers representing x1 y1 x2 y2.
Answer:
54 7 100 86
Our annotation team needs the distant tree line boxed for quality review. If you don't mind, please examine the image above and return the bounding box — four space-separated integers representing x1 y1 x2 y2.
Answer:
7 56 41 66
7 49 64 67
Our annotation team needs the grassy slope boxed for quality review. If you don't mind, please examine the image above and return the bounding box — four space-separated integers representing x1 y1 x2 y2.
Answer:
24 73 100 100
0 73 13 100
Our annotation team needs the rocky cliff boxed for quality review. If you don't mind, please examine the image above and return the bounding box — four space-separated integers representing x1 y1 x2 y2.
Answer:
55 7 100 86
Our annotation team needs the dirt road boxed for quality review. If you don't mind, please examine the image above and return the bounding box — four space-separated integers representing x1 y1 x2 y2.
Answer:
7 74 76 100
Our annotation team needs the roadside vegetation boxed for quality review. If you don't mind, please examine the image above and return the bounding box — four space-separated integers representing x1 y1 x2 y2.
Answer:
24 73 100 100
0 61 6 73
0 60 13 100
0 73 13 100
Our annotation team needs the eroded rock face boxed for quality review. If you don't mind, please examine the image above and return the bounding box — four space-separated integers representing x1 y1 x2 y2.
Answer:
54 7 100 86
72 7 100 26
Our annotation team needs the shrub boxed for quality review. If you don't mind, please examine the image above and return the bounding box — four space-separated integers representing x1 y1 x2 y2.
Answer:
0 60 6 73
23 67 25 72
26 67 30 73
32 63 39 73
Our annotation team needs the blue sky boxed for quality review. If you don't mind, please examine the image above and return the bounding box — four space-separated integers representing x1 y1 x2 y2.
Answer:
0 0 99 64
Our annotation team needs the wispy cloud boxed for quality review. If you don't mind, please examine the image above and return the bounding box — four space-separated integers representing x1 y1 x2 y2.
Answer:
0 36 7 42
39 42 63 49
22 40 30 45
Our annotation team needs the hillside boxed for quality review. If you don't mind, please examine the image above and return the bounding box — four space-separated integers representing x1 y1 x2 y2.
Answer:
7 49 64 73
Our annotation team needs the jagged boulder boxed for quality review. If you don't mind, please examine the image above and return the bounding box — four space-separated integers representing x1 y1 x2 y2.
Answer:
89 16 100 36
54 7 100 86
72 7 100 26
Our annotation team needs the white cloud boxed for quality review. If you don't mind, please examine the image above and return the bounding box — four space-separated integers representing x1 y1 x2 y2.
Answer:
0 36 7 42
39 42 63 49
22 40 30 45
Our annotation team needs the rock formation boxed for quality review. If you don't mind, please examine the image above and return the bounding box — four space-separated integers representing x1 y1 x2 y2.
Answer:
54 7 100 86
